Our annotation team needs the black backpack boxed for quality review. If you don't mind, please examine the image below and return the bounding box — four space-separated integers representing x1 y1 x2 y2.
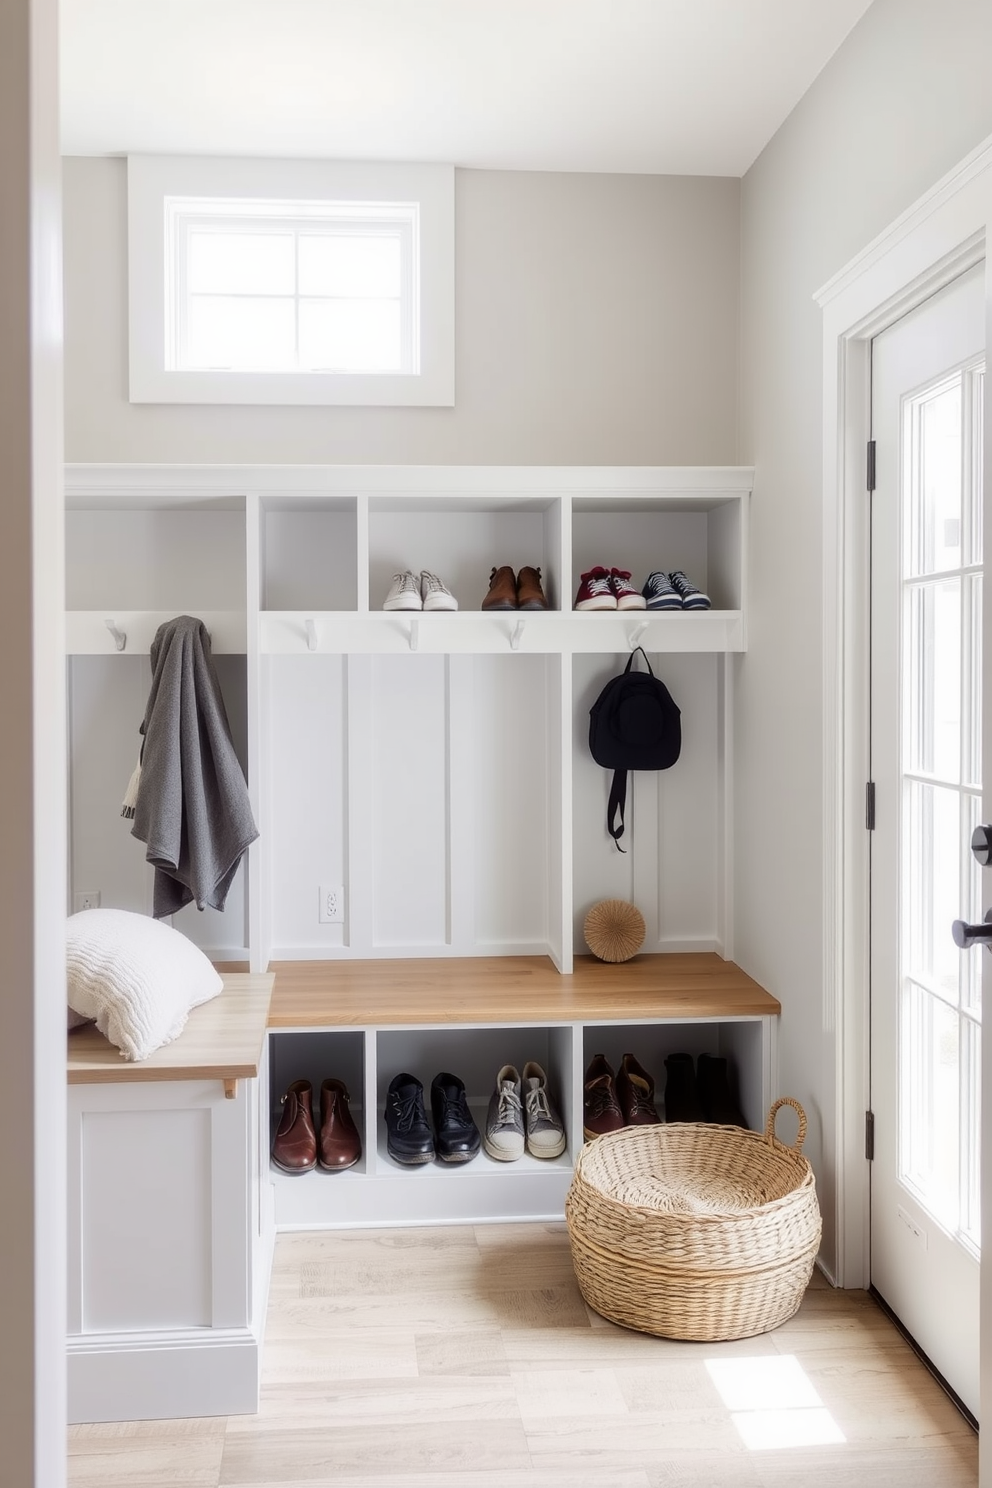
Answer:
588 647 681 850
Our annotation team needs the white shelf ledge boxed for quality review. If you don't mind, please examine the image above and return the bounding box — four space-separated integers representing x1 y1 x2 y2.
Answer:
67 610 248 655
260 609 745 655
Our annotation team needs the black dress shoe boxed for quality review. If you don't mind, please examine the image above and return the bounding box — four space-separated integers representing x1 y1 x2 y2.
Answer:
430 1072 482 1164
385 1073 435 1165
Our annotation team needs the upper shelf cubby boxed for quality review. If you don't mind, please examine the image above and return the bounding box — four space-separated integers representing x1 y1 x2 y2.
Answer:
260 496 359 612
367 493 561 614
64 484 247 654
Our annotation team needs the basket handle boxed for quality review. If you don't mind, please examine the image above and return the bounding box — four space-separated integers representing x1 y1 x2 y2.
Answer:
765 1097 808 1153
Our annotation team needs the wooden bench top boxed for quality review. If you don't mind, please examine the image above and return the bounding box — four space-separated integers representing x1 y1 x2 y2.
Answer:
67 972 274 1086
267 954 779 1028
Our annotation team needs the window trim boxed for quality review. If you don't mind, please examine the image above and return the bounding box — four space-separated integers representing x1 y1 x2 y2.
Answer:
128 156 453 406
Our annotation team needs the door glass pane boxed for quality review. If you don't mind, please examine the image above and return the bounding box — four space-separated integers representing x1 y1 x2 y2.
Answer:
901 981 959 1231
906 578 960 779
905 781 961 1005
909 381 962 577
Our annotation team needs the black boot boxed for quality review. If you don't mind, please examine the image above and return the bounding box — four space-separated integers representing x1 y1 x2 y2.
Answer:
696 1053 746 1127
663 1053 703 1122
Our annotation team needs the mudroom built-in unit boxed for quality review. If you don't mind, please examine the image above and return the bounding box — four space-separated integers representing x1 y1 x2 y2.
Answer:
66 462 778 1240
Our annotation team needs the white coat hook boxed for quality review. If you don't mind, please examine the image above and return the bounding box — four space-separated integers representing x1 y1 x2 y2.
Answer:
510 618 526 651
408 617 420 652
104 617 127 652
305 618 318 652
628 621 648 651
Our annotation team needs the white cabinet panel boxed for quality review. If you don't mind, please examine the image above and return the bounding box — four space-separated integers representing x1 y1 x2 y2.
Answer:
80 1106 212 1331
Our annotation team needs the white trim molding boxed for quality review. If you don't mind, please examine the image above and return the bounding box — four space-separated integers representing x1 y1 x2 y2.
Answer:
816 133 992 1299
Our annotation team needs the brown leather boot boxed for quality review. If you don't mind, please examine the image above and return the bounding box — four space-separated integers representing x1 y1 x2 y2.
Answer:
616 1053 661 1125
482 565 518 610
516 565 549 610
318 1078 363 1170
272 1079 317 1174
582 1054 625 1139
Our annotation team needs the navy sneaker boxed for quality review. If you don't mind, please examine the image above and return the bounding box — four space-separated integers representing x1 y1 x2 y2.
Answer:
642 570 682 610
668 570 711 610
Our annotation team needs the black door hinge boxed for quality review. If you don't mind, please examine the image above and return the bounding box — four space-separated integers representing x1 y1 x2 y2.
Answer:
867 439 876 493
865 1110 875 1161
866 781 876 831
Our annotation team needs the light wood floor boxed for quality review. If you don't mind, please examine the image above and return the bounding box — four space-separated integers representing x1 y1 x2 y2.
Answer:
68 1223 978 1487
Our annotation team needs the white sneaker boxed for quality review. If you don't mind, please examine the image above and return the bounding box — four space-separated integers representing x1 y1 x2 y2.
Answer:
421 570 458 611
383 571 422 610
522 1062 567 1159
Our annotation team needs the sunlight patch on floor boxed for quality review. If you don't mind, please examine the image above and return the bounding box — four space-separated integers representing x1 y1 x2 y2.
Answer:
706 1354 846 1450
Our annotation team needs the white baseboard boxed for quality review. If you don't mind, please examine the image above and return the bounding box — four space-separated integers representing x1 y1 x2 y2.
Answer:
68 1325 262 1423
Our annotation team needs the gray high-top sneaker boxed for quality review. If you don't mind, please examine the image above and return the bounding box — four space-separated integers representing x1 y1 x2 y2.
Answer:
522 1061 567 1159
484 1065 524 1161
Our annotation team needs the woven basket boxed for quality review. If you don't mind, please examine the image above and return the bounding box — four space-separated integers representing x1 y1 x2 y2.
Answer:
565 1098 821 1341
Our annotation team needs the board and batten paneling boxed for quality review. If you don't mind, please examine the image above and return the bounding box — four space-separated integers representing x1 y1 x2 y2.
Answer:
571 650 720 954
266 651 554 958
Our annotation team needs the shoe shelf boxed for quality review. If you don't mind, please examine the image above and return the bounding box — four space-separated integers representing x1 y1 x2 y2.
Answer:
265 954 779 1231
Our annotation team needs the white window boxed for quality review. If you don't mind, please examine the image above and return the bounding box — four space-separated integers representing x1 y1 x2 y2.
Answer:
128 157 453 406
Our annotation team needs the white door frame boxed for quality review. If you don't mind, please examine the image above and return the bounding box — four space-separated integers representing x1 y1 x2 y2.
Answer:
817 132 992 1427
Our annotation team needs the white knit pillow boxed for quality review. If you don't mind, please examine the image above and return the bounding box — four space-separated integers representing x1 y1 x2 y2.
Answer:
66 908 223 1061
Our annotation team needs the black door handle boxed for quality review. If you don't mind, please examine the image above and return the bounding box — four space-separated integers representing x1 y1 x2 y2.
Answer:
952 909 992 948
971 825 992 866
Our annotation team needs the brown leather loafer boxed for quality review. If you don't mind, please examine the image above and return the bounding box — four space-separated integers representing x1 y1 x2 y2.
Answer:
482 565 518 610
583 1053 625 1139
516 565 549 610
318 1078 363 1170
272 1079 317 1174
616 1052 661 1125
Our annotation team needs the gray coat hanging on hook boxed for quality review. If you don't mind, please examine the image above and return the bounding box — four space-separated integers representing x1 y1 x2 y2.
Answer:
588 646 681 850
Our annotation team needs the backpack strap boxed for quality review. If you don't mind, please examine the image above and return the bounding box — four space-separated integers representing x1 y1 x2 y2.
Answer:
624 645 655 677
607 768 628 852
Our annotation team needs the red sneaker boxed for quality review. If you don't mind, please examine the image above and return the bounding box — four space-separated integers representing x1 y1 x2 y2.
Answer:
574 566 617 610
610 568 647 610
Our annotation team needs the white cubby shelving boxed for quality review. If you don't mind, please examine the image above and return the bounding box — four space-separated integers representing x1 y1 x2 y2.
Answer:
65 461 776 1240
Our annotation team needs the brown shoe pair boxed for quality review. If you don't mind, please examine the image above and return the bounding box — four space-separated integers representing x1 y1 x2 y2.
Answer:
482 565 549 611
272 1078 362 1174
582 1053 661 1139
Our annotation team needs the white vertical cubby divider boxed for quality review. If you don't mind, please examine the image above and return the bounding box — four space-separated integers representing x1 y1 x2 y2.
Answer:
65 464 753 966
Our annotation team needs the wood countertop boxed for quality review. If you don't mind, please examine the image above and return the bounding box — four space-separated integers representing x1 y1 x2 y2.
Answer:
267 954 779 1028
67 972 274 1086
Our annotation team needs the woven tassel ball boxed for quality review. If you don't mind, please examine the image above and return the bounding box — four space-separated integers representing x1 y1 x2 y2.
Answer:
584 899 645 962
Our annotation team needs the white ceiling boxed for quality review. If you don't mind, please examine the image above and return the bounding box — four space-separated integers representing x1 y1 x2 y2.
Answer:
61 0 874 177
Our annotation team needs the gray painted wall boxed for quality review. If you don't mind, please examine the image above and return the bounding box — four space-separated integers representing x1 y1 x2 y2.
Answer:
63 160 740 466
738 0 992 1275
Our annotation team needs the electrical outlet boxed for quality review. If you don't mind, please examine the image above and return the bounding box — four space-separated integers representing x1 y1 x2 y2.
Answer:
318 884 345 924
74 890 101 912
